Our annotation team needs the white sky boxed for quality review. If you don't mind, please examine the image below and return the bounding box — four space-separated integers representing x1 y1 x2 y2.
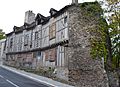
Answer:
0 0 96 34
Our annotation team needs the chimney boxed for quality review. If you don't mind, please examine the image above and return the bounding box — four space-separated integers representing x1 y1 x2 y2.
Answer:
72 0 78 4
24 10 35 24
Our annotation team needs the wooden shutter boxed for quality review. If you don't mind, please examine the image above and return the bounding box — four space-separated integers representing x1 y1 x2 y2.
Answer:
49 23 56 40
45 50 49 61
49 48 56 62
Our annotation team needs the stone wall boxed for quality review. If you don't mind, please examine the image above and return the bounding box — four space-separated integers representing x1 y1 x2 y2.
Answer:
66 3 109 87
55 67 69 81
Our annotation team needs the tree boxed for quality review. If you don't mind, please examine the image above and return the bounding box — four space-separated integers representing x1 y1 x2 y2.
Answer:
0 29 5 40
100 0 120 86
106 1 120 67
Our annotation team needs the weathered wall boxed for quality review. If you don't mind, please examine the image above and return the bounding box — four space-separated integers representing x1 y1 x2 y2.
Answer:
0 39 6 65
67 3 109 87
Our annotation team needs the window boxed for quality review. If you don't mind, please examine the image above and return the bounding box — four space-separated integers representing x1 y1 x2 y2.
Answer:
36 21 38 25
49 23 56 40
61 31 64 39
64 16 67 24
35 31 39 47
10 38 13 48
30 33 33 48
18 37 22 51
35 31 39 40
37 51 41 60
24 34 29 46
59 46 65 66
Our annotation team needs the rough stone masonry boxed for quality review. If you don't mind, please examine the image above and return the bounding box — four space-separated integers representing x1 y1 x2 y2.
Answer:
66 2 109 87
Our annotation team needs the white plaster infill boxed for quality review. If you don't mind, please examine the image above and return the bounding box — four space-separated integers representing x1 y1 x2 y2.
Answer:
1 65 74 87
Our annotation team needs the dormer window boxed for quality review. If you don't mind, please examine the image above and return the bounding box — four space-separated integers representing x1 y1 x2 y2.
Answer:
41 19 44 23
49 8 58 17
36 21 38 25
35 18 41 25
35 13 46 25
64 16 67 24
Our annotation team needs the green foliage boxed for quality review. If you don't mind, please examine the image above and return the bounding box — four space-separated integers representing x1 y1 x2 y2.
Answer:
106 1 120 68
83 1 120 69
80 1 103 17
80 2 108 60
106 0 119 4
90 17 108 60
0 29 5 40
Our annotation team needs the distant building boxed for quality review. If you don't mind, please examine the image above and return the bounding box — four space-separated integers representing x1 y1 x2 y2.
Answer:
0 39 6 65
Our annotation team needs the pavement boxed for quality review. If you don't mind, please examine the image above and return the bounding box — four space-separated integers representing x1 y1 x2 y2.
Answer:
0 67 48 87
0 65 74 87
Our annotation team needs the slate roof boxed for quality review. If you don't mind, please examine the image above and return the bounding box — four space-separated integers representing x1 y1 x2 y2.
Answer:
6 4 74 36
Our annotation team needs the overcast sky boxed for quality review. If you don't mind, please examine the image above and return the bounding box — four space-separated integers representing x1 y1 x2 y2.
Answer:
0 0 96 34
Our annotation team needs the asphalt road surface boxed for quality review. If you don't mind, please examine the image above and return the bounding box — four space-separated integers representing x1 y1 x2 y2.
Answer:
0 67 50 87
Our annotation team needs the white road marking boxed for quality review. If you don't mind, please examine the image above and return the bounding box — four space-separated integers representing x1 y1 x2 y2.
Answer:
0 75 4 78
6 79 19 87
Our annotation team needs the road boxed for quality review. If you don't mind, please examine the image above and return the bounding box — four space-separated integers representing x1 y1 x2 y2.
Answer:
0 67 50 87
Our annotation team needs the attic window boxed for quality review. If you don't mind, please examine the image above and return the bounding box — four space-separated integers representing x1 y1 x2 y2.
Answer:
49 8 58 16
64 16 67 24
41 19 44 23
36 21 38 25
52 11 56 15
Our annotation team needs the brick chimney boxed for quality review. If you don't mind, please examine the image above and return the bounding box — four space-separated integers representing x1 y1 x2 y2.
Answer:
72 0 78 4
